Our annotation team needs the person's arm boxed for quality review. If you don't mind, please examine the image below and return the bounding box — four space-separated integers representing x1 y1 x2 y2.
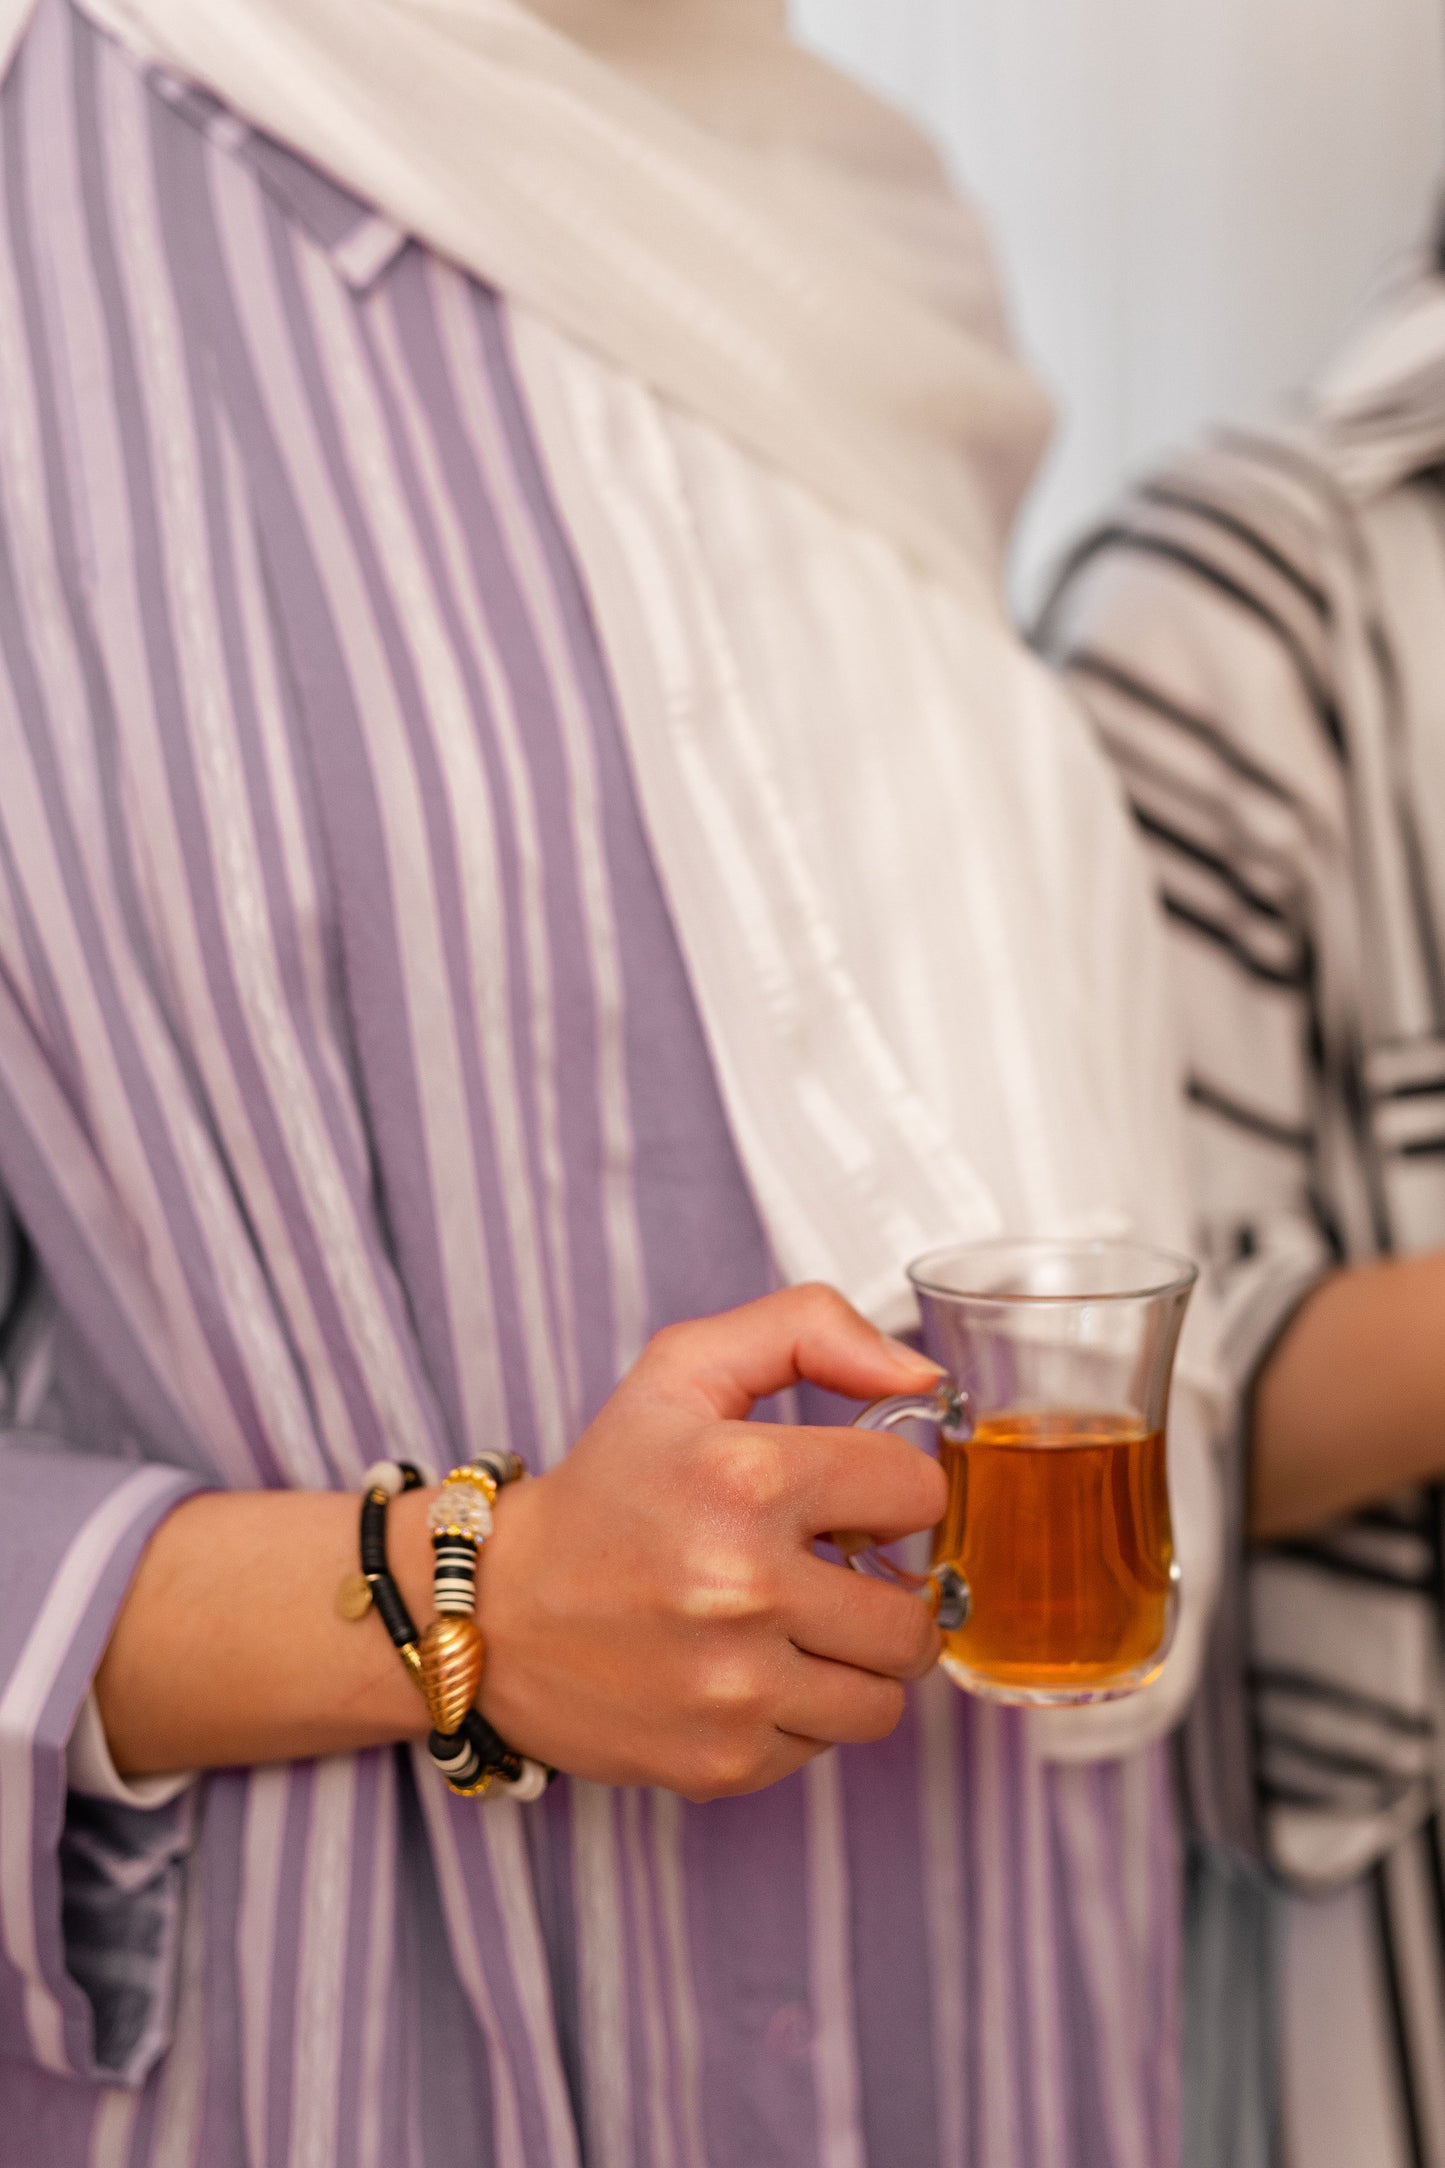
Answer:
96 1284 947 1798
1038 474 1363 1862
1041 454 1443 1882
1249 1253 1445 1539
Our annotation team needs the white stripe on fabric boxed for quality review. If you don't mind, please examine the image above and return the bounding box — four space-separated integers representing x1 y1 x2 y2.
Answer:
0 35 250 1481
704 459 956 1126
367 286 583 1455
1020 1730 1068 2168
149 1856 206 2168
102 58 349 1489
570 1781 635 2168
221 374 340 1145
1380 1837 1445 2163
648 1791 709 2168
289 1757 357 2168
238 1767 288 2168
0 965 202 1471
906 598 1088 1230
267 217 518 1459
443 279 650 1381
620 1787 678 2168
213 372 361 1187
413 1759 575 2168
296 238 562 1462
1278 1878 1413 2168
917 1674 967 2168
0 829 41 1032
972 1704 1024 2168
804 1751 865 2168
400 271 649 2150
216 406 438 1474
21 20 264 1483
511 310 1000 1326
1053 1770 1152 2168
88 2085 140 2168
479 1801 584 2168
1121 1752 1155 2018
205 149 508 1462
358 1754 398 2168
0 1460 186 2075
97 58 323 1482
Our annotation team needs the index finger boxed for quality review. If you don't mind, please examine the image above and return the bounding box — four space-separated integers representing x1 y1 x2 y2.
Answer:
638 1283 942 1420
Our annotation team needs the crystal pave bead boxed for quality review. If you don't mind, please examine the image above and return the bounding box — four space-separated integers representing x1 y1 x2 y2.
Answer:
418 1615 485 1735
426 1482 493 1545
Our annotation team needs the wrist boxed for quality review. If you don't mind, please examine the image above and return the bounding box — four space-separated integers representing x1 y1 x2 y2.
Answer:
470 1475 544 1752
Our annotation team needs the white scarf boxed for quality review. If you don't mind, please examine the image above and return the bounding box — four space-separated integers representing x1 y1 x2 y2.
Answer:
0 0 1222 1751
5 0 1053 613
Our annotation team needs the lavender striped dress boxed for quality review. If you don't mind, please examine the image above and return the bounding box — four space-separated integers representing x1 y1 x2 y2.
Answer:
0 6 1181 2163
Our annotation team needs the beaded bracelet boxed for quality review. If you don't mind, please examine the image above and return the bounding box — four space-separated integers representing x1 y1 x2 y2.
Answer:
338 1455 549 1802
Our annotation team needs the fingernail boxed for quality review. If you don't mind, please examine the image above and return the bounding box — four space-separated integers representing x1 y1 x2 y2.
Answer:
884 1335 944 1376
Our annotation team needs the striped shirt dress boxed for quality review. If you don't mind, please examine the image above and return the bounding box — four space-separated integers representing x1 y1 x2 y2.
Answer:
1042 267 1445 2168
0 5 1186 2165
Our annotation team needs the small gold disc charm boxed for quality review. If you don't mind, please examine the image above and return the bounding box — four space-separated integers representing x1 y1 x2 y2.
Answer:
336 1570 374 1622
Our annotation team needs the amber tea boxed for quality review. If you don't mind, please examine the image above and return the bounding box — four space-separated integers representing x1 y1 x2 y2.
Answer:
934 1408 1174 1696
844 1239 1194 1707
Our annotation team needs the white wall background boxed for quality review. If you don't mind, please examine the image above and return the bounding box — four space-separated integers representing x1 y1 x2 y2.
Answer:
793 0 1445 601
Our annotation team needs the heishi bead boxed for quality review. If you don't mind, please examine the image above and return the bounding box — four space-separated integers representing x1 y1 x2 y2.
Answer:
430 1732 478 1782
501 1759 549 1803
359 1496 390 1579
433 1559 477 1616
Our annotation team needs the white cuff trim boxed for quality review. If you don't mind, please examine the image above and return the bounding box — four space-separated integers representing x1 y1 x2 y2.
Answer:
66 1688 193 1809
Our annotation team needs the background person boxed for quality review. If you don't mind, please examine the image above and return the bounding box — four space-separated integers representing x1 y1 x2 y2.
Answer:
1043 236 1445 2168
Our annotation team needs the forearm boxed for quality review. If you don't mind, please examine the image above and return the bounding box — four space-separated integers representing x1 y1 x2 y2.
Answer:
94 1487 441 1777
1250 1253 1445 1539
94 1289 949 1797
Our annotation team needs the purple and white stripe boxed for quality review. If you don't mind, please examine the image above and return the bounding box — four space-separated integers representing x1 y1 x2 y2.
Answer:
0 6 1182 2162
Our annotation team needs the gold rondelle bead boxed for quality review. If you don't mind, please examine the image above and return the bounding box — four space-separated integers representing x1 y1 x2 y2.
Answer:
449 1771 495 1798
447 1467 499 1501
418 1615 485 1735
335 1570 374 1622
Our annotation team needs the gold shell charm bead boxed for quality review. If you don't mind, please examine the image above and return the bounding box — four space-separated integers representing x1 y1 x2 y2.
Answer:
418 1614 484 1735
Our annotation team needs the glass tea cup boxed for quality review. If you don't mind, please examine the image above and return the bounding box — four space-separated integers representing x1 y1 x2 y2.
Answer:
839 1239 1196 1705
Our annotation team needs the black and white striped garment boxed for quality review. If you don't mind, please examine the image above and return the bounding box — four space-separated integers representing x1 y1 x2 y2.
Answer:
1041 267 1445 2168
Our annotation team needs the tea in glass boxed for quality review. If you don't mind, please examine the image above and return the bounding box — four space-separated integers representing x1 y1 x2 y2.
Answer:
934 1409 1174 1696
843 1239 1194 1707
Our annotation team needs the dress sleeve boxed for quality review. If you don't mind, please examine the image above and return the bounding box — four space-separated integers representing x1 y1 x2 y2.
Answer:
0 1207 206 2085
1038 474 1436 1880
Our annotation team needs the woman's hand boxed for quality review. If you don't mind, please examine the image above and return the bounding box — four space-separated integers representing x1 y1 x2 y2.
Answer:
95 1284 945 1793
476 1284 947 1798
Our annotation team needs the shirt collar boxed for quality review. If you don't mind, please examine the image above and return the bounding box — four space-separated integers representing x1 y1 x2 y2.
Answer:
153 72 411 293
1310 266 1445 499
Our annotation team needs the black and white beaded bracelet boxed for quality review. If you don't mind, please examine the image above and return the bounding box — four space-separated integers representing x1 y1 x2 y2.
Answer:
339 1455 549 1802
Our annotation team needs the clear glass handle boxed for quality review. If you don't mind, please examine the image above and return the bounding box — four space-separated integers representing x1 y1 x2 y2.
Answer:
834 1377 973 1633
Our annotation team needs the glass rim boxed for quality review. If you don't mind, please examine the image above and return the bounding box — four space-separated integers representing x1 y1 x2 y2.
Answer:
906 1236 1199 1307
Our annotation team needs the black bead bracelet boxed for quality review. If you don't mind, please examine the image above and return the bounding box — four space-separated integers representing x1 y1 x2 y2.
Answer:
340 1456 549 1802
355 1460 426 1663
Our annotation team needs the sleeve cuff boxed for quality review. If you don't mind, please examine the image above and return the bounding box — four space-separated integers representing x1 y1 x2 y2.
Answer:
1178 1246 1334 1860
66 1688 194 1810
0 1443 206 2082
